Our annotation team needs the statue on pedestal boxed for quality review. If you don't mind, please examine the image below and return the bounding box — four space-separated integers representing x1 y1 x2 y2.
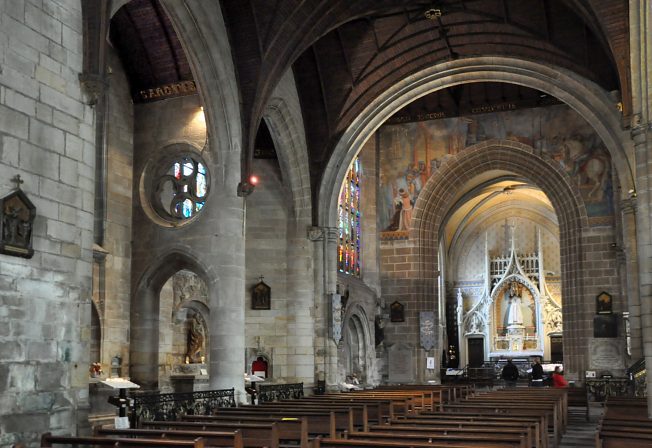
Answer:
506 281 524 327
185 314 204 363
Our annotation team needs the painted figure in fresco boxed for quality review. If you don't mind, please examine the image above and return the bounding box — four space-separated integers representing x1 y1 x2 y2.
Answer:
558 138 610 199
397 189 413 231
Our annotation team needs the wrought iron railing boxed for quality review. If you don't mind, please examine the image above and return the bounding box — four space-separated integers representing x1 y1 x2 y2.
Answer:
257 382 304 403
131 388 235 427
585 378 630 402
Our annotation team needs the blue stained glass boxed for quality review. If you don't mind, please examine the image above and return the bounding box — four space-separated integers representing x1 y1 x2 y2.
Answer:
182 199 193 218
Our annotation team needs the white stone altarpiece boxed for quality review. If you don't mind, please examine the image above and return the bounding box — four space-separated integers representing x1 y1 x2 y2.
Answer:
458 224 562 362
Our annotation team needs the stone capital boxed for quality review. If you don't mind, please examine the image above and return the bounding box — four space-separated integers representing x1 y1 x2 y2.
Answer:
307 226 325 241
79 73 109 106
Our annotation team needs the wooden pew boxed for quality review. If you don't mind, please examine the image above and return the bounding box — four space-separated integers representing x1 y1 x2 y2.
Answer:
427 406 555 447
209 406 344 436
277 398 381 427
371 421 536 448
180 415 309 447
96 428 244 448
304 396 397 421
41 432 204 448
330 390 428 412
444 393 562 445
322 393 413 417
142 420 280 448
397 414 546 448
461 396 564 441
343 430 527 447
312 437 527 448
598 430 652 448
597 397 652 447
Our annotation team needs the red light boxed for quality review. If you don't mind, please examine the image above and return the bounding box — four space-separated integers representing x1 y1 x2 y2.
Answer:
249 175 259 185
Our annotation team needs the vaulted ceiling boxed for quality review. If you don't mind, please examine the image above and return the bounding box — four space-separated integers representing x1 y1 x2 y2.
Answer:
106 0 630 219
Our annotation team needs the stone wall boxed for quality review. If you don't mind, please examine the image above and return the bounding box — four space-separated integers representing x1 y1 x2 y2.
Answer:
0 0 95 444
245 157 291 379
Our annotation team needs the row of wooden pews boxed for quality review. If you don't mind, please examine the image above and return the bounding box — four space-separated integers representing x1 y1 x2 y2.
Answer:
41 384 568 448
597 397 652 447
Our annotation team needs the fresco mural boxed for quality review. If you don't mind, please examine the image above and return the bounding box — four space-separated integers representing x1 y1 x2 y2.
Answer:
378 104 613 238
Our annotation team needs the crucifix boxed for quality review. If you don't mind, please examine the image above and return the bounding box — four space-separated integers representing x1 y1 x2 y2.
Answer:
258 275 264 283
11 175 24 190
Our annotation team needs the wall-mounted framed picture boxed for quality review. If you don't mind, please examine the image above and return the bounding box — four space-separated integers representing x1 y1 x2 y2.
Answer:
594 314 617 338
390 301 405 322
252 278 271 310
596 291 613 314
0 178 35 259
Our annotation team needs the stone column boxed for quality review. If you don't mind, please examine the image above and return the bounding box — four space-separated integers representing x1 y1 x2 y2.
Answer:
620 198 641 358
630 0 652 415
208 154 246 401
309 227 328 385
632 126 652 412
324 227 340 385
286 222 316 386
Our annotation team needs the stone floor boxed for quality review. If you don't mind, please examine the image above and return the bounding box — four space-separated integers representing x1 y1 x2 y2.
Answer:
559 403 604 448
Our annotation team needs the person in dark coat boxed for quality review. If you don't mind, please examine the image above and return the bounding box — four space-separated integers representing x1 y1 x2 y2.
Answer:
501 358 519 387
530 357 544 387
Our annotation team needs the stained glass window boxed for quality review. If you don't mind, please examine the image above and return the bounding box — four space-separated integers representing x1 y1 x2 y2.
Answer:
154 154 209 221
338 157 361 276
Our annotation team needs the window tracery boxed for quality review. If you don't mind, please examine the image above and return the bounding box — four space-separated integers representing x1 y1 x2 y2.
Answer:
338 157 361 276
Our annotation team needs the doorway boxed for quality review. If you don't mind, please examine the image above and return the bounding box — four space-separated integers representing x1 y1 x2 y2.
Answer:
467 337 485 367
550 335 563 363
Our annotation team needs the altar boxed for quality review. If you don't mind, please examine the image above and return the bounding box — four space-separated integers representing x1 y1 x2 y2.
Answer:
457 225 562 365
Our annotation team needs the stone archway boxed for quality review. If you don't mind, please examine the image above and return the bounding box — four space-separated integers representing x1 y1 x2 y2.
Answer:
409 140 590 378
130 249 212 390
320 57 632 229
339 304 373 383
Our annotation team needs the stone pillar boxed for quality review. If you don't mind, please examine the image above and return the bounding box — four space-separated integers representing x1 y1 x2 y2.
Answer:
632 126 652 412
286 223 316 386
324 227 340 385
309 227 328 385
629 0 652 415
621 198 641 359
208 155 246 400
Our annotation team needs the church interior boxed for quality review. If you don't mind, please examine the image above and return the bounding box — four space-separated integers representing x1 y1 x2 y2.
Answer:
1 0 651 446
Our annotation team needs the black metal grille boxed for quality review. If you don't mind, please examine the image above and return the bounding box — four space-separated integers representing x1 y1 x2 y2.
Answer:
131 388 235 427
257 382 304 403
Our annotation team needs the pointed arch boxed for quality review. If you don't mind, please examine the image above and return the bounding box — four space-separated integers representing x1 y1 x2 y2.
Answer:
130 248 212 389
410 140 590 376
319 56 632 230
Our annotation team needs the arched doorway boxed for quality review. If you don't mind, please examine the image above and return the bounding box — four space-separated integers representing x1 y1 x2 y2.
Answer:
130 251 211 390
339 305 373 383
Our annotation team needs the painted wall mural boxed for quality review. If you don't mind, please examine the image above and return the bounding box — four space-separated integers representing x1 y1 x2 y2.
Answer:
378 104 613 238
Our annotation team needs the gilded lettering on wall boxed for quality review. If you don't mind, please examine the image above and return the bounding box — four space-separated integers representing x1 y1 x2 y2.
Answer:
138 81 197 102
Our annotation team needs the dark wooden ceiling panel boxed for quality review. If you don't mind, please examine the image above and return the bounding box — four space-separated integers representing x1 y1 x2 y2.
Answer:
109 0 194 101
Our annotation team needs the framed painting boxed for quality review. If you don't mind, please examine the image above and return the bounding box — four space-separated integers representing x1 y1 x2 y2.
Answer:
252 279 271 310
596 291 613 314
390 301 405 322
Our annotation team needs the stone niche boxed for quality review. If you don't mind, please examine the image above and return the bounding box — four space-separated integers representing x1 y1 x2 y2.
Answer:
160 270 210 393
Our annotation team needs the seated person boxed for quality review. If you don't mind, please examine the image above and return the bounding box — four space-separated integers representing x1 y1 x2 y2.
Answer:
552 366 568 388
